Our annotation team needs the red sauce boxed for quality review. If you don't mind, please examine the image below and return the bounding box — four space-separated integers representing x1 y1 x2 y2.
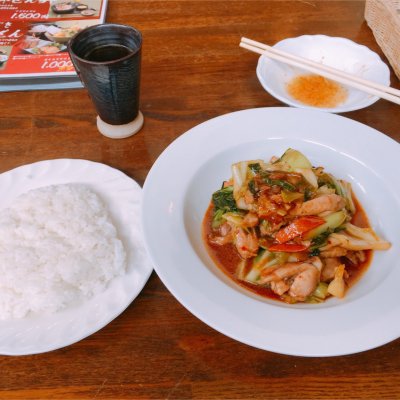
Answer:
345 196 373 288
202 195 372 302
203 204 280 300
286 74 348 108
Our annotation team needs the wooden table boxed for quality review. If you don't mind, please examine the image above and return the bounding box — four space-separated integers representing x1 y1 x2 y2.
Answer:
1 1 400 399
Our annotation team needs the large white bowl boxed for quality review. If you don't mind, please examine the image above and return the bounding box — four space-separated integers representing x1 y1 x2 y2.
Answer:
142 107 399 357
256 35 390 113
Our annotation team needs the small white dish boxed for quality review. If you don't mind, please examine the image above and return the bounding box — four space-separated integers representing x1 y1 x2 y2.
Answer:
142 107 400 357
256 35 390 113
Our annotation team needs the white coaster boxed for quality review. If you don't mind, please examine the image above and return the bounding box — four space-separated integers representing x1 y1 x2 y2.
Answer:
96 111 144 139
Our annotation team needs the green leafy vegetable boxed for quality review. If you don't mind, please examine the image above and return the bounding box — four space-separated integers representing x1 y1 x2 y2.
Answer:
248 163 262 174
248 179 258 195
249 160 297 192
310 229 332 248
309 248 320 257
317 177 336 189
212 186 238 212
262 175 296 192
211 208 225 229
304 187 313 201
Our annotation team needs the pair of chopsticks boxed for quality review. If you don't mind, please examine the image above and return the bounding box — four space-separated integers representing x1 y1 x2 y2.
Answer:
240 37 400 106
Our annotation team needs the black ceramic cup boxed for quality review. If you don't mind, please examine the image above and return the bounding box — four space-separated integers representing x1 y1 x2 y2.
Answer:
68 23 143 138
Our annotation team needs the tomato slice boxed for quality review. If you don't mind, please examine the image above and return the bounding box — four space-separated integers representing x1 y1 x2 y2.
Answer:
268 243 309 252
275 216 325 244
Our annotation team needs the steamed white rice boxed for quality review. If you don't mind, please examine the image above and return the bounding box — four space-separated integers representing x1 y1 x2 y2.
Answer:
0 184 126 319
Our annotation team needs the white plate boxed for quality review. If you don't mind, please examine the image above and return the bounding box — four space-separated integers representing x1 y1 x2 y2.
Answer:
142 107 399 357
256 35 390 113
0 159 152 355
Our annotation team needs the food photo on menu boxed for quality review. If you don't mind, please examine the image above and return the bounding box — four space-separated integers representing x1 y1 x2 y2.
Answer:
0 48 9 69
49 0 102 18
0 0 107 91
18 21 88 55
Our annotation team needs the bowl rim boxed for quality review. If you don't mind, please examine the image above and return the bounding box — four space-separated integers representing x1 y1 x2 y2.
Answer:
141 106 400 356
256 34 391 113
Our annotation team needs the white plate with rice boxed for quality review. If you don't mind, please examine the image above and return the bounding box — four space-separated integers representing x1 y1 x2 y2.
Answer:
0 159 152 355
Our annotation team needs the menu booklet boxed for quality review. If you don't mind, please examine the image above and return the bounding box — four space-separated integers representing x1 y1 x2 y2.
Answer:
0 0 108 92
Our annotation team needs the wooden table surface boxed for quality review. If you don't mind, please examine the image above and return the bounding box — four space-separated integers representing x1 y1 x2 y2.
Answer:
1 1 400 399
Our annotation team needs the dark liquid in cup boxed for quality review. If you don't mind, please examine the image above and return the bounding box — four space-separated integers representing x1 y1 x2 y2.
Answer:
84 44 134 62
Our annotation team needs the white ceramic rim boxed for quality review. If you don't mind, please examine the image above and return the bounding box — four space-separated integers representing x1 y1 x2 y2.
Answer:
0 159 153 355
256 35 391 113
142 107 400 357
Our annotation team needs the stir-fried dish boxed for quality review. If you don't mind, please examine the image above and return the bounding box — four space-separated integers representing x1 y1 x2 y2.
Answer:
203 149 391 303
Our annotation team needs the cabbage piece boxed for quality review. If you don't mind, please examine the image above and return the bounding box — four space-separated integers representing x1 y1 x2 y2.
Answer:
328 264 346 298
279 148 312 169
294 167 318 188
303 210 347 240
267 149 318 188
319 173 355 214
211 208 225 229
327 223 391 251
306 282 329 303
316 185 336 196
244 249 286 283
222 212 244 227
313 282 329 299
340 180 356 214
232 161 248 195
236 259 247 280
231 160 264 210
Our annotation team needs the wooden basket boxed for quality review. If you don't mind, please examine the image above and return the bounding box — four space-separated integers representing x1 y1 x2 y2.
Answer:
365 0 400 79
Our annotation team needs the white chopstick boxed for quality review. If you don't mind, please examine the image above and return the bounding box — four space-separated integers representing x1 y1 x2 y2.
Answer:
239 37 400 106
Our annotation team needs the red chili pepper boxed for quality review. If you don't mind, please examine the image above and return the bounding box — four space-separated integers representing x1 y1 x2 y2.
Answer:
268 243 309 252
275 216 325 244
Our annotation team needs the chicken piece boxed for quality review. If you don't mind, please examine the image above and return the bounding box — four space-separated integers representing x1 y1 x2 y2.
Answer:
270 280 290 296
270 194 284 205
220 222 231 236
295 194 345 216
345 250 366 265
260 262 305 282
257 193 280 217
208 222 233 246
259 219 285 236
259 257 322 301
208 235 232 246
242 212 259 228
288 265 320 301
234 228 259 259
320 247 348 258
321 257 342 282
244 189 255 205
